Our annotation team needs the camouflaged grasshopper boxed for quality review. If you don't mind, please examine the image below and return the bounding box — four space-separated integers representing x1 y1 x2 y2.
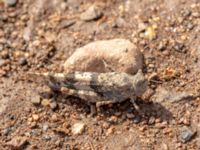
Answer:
28 70 147 114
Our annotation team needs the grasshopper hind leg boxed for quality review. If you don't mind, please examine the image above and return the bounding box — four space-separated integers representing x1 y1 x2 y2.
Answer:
130 97 140 112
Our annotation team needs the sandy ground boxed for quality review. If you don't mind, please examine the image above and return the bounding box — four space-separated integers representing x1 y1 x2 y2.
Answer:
0 0 200 149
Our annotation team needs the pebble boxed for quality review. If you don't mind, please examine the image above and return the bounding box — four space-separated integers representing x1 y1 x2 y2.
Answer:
42 124 49 132
7 136 28 150
50 101 57 110
51 114 58 122
133 116 141 124
138 22 147 32
106 126 115 136
114 112 122 117
0 44 3 51
158 41 167 51
108 116 118 123
174 42 185 52
163 128 172 135
32 114 39 121
126 113 135 119
31 95 41 105
71 122 86 135
24 132 31 137
0 59 7 67
102 122 110 129
1 50 9 59
41 99 50 107
187 23 194 30
64 39 143 75
179 127 196 143
112 17 126 28
80 5 102 21
43 135 51 141
4 0 17 7
55 140 62 147
2 128 11 136
139 126 146 132
18 57 27 66
30 122 37 129
148 116 155 125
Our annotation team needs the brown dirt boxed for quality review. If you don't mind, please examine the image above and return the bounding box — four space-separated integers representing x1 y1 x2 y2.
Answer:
0 0 200 149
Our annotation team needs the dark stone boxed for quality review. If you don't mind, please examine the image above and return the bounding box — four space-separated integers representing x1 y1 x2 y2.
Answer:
19 57 27 66
133 115 141 124
179 127 196 143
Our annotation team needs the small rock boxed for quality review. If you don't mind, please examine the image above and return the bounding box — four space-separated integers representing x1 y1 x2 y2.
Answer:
102 122 110 129
138 22 147 32
50 101 57 110
80 5 102 21
32 114 39 121
139 126 146 132
30 122 37 129
31 95 41 105
133 115 141 124
71 122 86 135
18 57 27 66
24 132 31 137
187 23 194 30
0 59 7 67
7 136 28 150
53 127 70 136
55 140 62 147
161 143 169 150
106 126 115 136
41 99 50 107
43 135 51 141
163 128 172 135
51 114 58 122
108 116 118 123
1 50 9 59
4 0 17 7
179 127 196 143
42 124 49 132
148 116 155 125
126 113 135 119
0 44 3 51
64 39 143 74
112 17 126 28
158 41 167 51
2 128 11 136
114 112 122 117
174 42 185 52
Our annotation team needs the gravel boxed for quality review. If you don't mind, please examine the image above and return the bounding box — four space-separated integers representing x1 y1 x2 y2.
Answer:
179 127 196 143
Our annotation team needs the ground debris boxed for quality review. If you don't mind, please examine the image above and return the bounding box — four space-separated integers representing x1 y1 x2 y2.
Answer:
71 122 86 135
179 127 196 143
6 136 28 150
